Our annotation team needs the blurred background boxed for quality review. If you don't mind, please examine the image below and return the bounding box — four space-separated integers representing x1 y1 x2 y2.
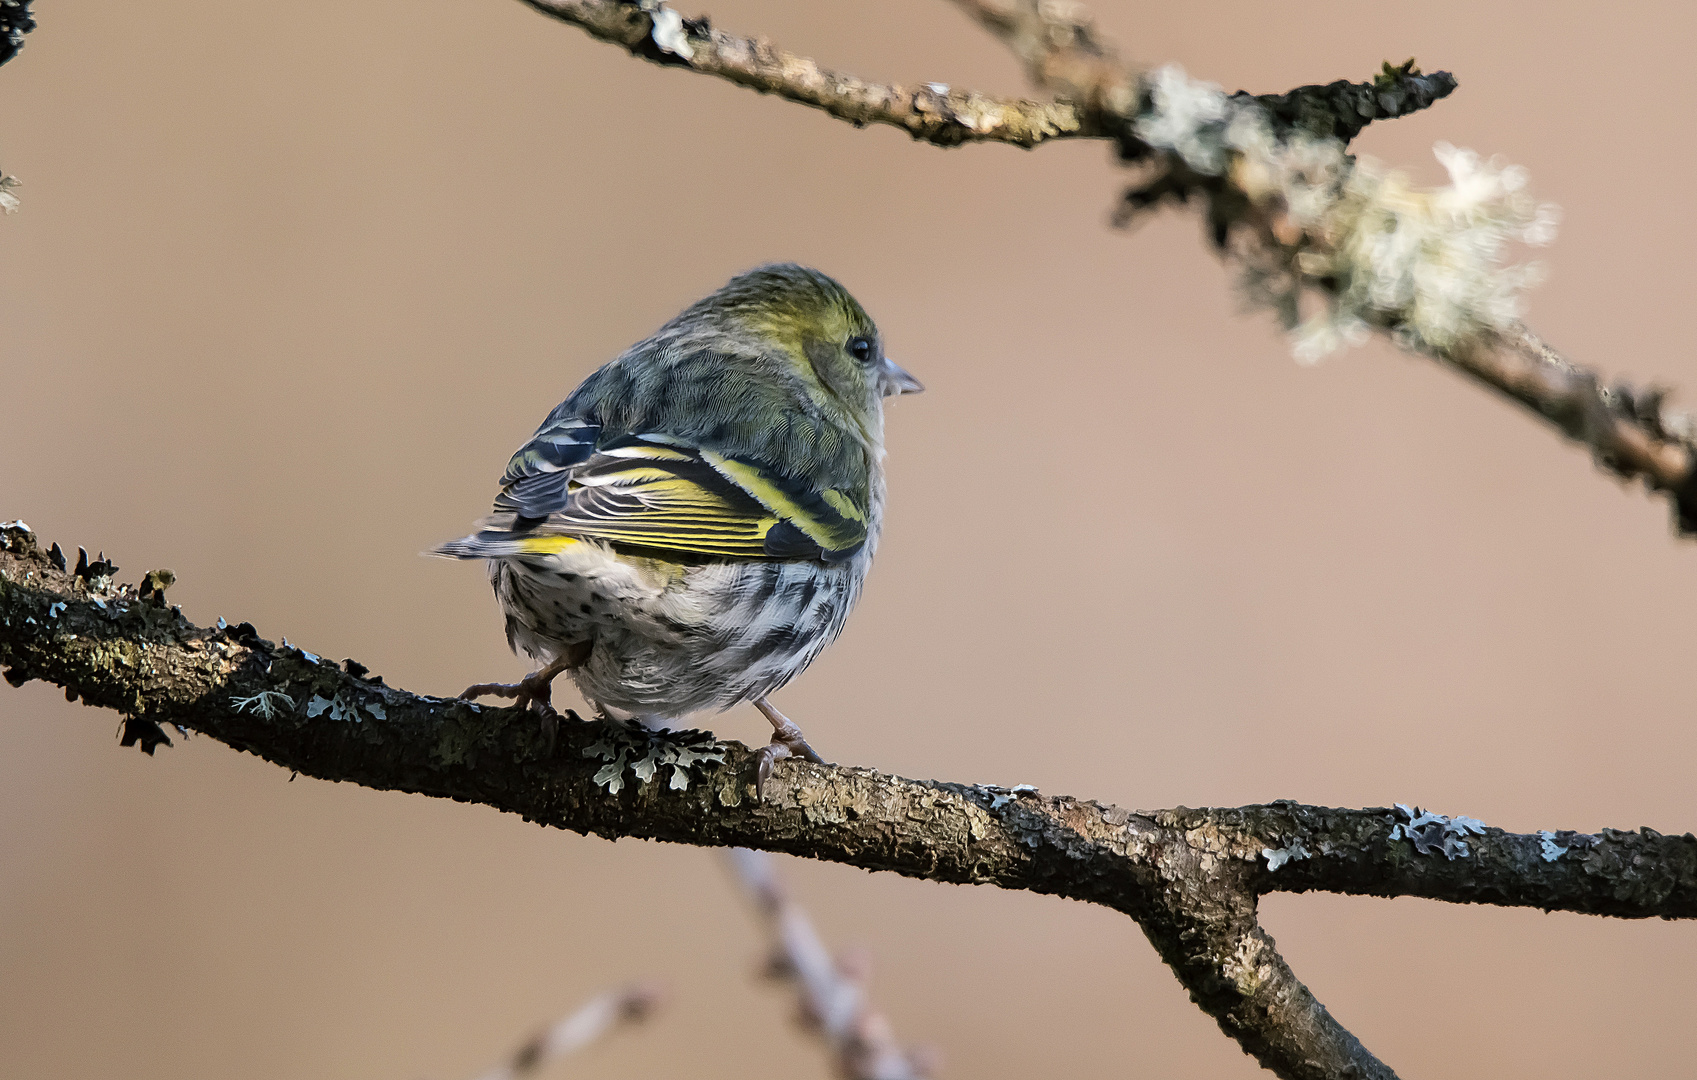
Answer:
4 1 1696 1076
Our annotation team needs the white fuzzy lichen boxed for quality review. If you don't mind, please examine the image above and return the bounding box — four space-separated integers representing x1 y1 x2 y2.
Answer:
232 690 295 720
1538 830 1568 862
643 2 694 61
1133 65 1235 174
1132 64 1558 363
0 174 19 215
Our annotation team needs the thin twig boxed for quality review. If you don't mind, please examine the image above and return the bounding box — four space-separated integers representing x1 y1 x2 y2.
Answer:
518 0 1100 148
726 849 935 1080
469 984 663 1080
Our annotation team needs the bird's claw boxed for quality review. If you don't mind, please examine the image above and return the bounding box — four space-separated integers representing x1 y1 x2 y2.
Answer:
460 671 583 756
753 740 788 799
538 703 559 756
752 726 826 800
461 670 555 712
750 696 827 800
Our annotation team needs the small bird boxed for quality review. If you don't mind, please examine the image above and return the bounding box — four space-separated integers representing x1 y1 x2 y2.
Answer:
434 264 922 790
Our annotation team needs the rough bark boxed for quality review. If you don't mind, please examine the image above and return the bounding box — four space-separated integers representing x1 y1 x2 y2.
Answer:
517 0 1098 148
5 523 1695 1079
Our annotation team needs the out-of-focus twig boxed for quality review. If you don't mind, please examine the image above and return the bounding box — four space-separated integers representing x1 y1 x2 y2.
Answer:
469 983 664 1080
957 2 1697 532
726 849 936 1080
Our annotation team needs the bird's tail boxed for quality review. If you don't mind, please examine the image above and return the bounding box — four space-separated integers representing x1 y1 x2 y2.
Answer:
427 526 581 561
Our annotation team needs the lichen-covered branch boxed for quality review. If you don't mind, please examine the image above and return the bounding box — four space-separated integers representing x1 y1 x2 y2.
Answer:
1233 60 1458 144
969 3 1697 532
947 0 1454 148
5 524 1696 1080
514 1 1454 153
513 0 1697 536
1117 67 1697 534
1462 328 1697 532
727 848 935 1080
517 0 1098 147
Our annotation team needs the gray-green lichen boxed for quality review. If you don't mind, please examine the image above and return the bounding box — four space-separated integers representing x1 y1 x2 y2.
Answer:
584 724 726 793
1387 804 1486 859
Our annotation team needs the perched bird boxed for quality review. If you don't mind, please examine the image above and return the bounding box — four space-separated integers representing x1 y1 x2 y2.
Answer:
434 264 922 790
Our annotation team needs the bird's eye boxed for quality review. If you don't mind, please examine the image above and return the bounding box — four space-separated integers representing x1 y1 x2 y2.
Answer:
846 336 874 364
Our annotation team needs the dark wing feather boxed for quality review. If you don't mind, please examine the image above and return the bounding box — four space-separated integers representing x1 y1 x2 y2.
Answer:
489 426 869 563
493 415 600 521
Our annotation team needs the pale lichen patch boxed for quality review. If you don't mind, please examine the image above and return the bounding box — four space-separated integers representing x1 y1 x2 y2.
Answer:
1261 842 1311 871
1388 804 1487 859
584 724 725 794
1132 64 1557 363
643 2 694 60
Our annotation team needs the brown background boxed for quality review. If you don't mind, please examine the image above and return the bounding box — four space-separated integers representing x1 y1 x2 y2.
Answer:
4 2 1696 1077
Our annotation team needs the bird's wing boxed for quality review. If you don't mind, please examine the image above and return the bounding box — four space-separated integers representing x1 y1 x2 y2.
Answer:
492 422 868 563
493 414 601 520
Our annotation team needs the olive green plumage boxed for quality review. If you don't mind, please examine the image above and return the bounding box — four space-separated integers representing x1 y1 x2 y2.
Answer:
435 264 922 727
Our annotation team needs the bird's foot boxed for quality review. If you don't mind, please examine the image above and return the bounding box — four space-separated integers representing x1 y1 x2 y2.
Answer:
459 674 553 711
460 653 581 755
752 697 827 799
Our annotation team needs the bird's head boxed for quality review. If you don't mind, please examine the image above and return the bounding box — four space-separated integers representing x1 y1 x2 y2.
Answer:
676 264 924 421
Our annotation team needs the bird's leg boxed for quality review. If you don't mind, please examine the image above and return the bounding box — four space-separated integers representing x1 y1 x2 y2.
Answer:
461 641 591 753
751 696 827 798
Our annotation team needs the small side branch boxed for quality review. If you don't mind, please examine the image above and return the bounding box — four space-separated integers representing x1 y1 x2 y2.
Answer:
951 1 1453 149
517 0 1100 148
1464 328 1697 532
727 849 935 1080
5 527 1696 1078
1236 60 1458 144
469 984 662 1080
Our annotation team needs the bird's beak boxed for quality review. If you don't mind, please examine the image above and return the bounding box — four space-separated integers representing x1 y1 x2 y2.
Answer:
880 357 925 397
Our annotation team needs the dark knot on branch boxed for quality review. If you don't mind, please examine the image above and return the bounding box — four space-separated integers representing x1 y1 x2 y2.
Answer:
0 0 35 68
1236 60 1458 145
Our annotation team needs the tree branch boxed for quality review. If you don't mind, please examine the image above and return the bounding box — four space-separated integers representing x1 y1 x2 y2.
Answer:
963 1 1697 534
5 523 1695 1079
509 0 1697 537
516 0 1099 147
